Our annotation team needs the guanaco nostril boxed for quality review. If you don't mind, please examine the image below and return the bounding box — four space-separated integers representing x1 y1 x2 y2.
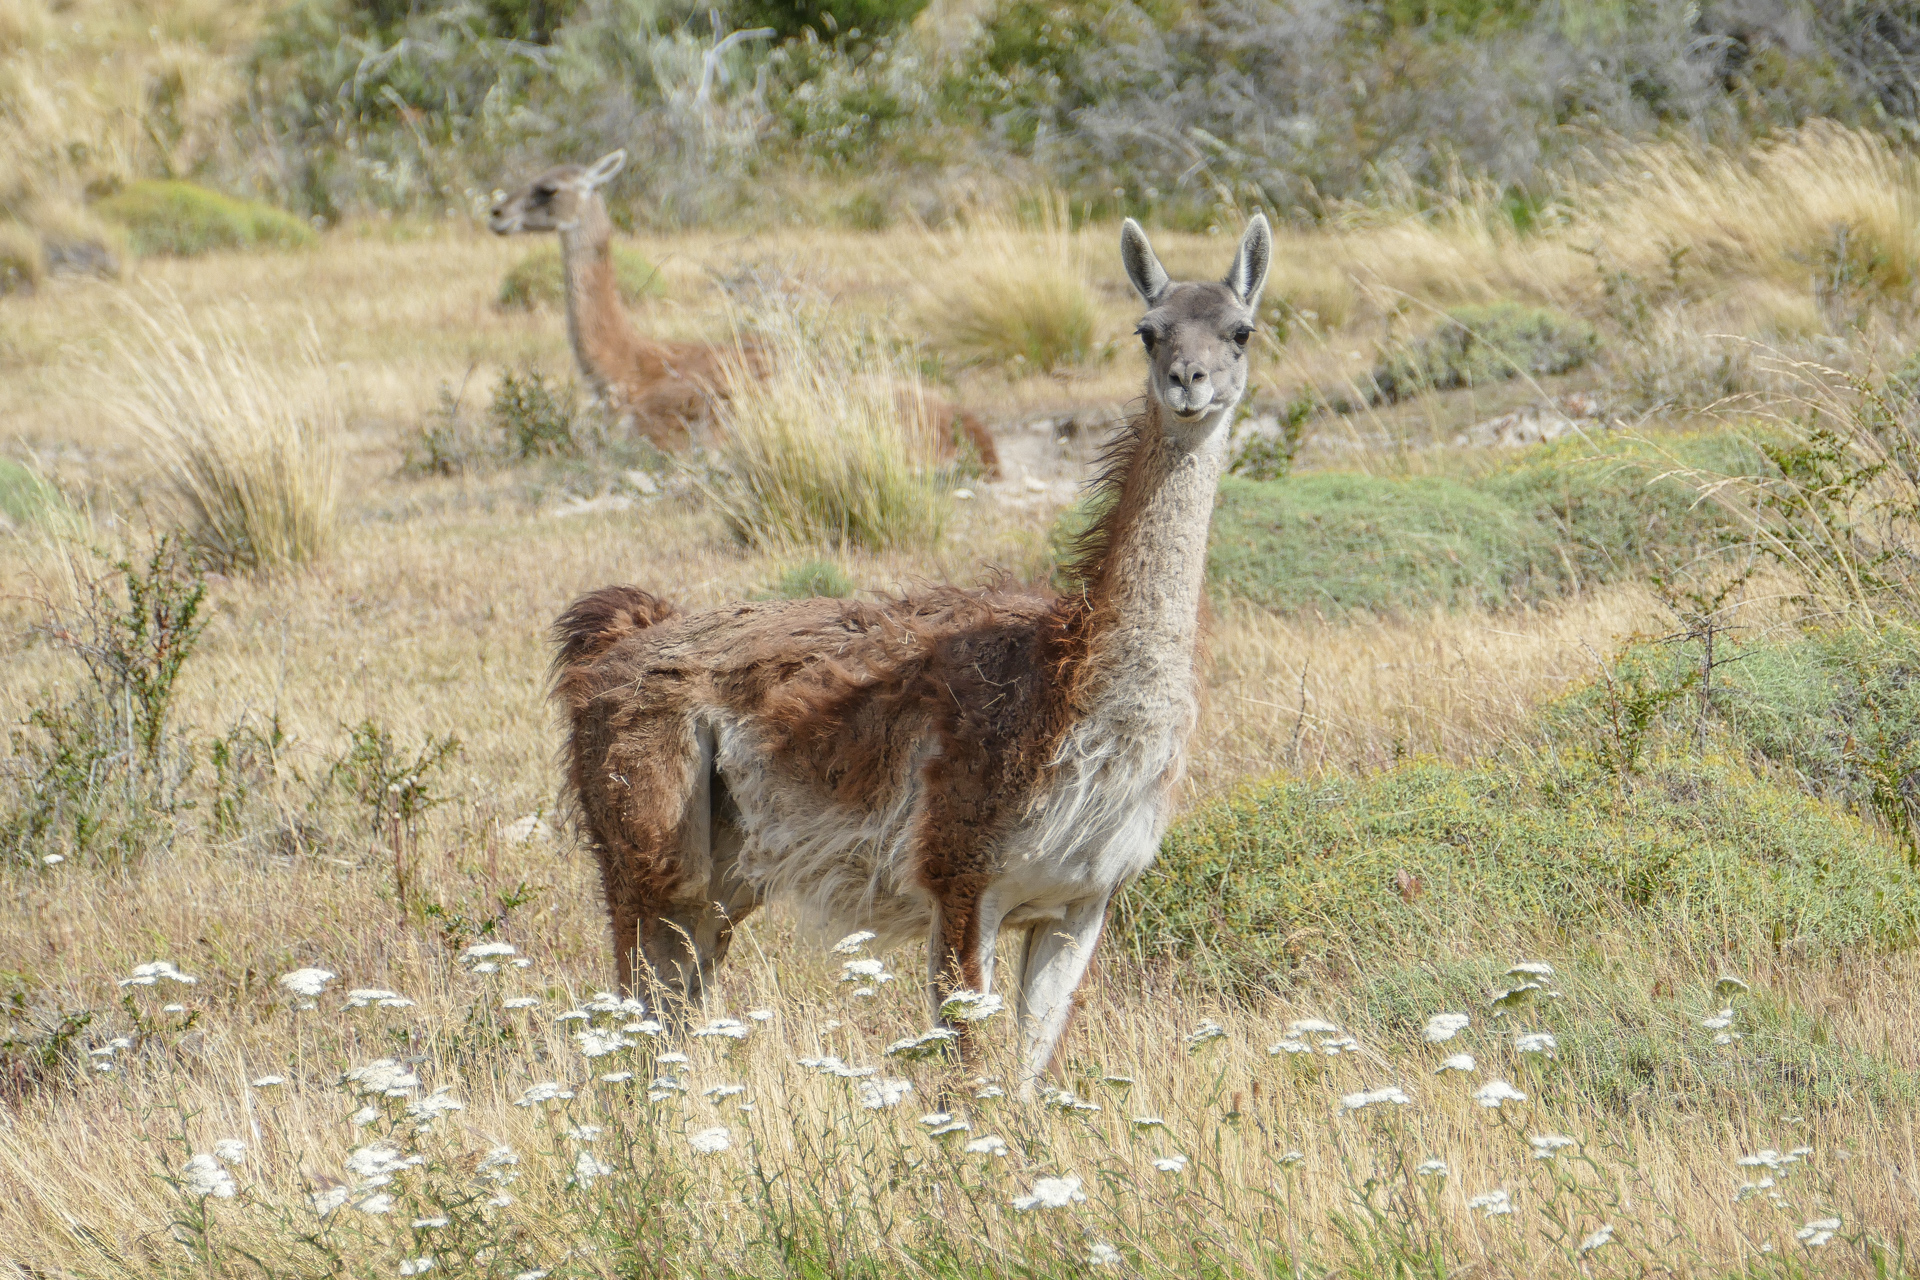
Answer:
1191 370 1207 382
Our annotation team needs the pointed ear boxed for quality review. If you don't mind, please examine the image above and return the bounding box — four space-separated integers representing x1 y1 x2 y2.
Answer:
1120 218 1170 306
582 149 628 189
1223 212 1272 310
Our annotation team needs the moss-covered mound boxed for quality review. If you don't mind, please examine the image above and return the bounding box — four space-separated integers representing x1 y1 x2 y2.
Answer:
94 181 316 256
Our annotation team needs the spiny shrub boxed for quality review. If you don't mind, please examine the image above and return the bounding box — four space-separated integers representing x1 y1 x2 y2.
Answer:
489 367 589 459
94 181 315 256
1369 302 1597 403
498 244 664 310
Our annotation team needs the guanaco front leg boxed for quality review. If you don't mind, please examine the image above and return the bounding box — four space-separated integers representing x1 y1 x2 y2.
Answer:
1014 894 1111 1092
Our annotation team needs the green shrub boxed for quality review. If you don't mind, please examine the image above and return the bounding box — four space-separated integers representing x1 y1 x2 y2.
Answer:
772 560 855 599
1201 432 1763 617
490 368 590 459
1119 752 1920 995
0 459 68 533
498 244 664 310
94 181 316 257
1369 302 1597 403
737 0 930 39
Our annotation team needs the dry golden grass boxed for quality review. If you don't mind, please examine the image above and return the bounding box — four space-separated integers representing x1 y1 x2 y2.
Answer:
6 133 1920 1272
918 195 1101 374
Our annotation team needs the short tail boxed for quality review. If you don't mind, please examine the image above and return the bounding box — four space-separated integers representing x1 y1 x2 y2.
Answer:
551 585 677 672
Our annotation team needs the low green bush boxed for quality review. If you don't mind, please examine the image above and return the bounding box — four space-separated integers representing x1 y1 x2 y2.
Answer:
94 181 316 256
0 459 66 532
497 244 665 310
1120 752 1920 993
1202 432 1766 617
1369 302 1597 403
772 560 855 599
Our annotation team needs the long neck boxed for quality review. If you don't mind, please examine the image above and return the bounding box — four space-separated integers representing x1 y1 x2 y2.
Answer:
1060 400 1230 727
557 198 666 397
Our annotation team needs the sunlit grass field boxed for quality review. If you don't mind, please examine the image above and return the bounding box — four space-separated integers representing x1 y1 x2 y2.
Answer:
8 124 1920 1275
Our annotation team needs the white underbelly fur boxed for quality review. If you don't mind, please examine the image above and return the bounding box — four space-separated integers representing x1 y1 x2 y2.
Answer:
713 714 1174 950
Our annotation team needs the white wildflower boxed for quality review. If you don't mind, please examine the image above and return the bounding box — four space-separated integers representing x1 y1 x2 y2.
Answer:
688 1126 732 1155
514 1081 573 1107
656 1051 690 1070
478 1146 519 1181
830 931 877 954
1416 1158 1448 1177
1011 1175 1086 1210
1040 1087 1101 1113
974 1083 1006 1100
692 1017 749 1040
798 1054 874 1078
1797 1217 1840 1247
1466 1189 1513 1217
965 1134 1009 1156
1340 1086 1412 1111
345 1144 417 1182
1738 1149 1784 1170
1287 1018 1340 1036
501 997 540 1010
927 1117 971 1138
1713 1031 1741 1046
250 1075 286 1088
121 960 198 988
1151 1154 1188 1173
1506 962 1555 979
514 1273 549 1280
399 1259 435 1276
1738 1176 1776 1200
1715 974 1751 998
857 1077 913 1109
1319 1035 1359 1055
570 1152 614 1185
1435 1053 1476 1073
1131 1116 1166 1130
1423 1012 1470 1042
407 1087 464 1126
351 1106 381 1126
574 1029 634 1058
939 990 1005 1021
600 1071 635 1084
1088 1243 1121 1267
311 1186 350 1216
344 988 415 1010
162 1003 185 1013
358 1192 395 1215
1579 1224 1614 1253
648 1077 685 1093
553 1010 591 1024
1268 1038 1312 1056
181 1154 236 1198
1529 1134 1576 1159
1513 1031 1557 1055
411 1216 449 1228
341 1058 420 1097
211 1139 247 1165
1702 1008 1734 1030
1473 1080 1526 1108
462 942 517 963
42 854 63 865
850 986 876 998
704 1084 747 1100
623 1019 664 1036
278 968 336 998
1277 1151 1306 1166
1185 1019 1227 1048
747 1009 774 1021
885 1028 959 1061
839 958 892 983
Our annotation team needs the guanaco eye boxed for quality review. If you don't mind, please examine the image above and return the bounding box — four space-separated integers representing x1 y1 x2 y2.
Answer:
534 185 557 200
1232 325 1254 346
1137 327 1157 353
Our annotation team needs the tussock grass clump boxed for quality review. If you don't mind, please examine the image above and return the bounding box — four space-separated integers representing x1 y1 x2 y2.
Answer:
1369 302 1597 403
497 243 664 309
95 181 315 257
923 197 1097 373
1582 122 1920 303
0 221 42 294
115 299 340 573
771 559 855 598
712 314 948 552
0 458 73 534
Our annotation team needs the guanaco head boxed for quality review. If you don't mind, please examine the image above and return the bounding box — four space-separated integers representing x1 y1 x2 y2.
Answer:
488 149 627 235
1120 213 1271 434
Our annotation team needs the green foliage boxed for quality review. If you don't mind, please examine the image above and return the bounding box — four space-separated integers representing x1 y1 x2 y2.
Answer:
1227 396 1316 482
1120 752 1920 995
2 538 208 868
772 560 855 599
1369 303 1597 404
489 368 591 459
737 0 930 40
497 243 664 310
1203 433 1763 618
93 181 315 256
0 459 68 533
326 720 462 836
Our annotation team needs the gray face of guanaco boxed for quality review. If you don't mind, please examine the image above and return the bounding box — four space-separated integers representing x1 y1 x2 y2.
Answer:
488 149 626 235
1120 213 1272 437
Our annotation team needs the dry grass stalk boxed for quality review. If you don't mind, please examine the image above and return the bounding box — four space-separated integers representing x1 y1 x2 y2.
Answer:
711 308 949 552
922 192 1099 374
113 295 340 573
